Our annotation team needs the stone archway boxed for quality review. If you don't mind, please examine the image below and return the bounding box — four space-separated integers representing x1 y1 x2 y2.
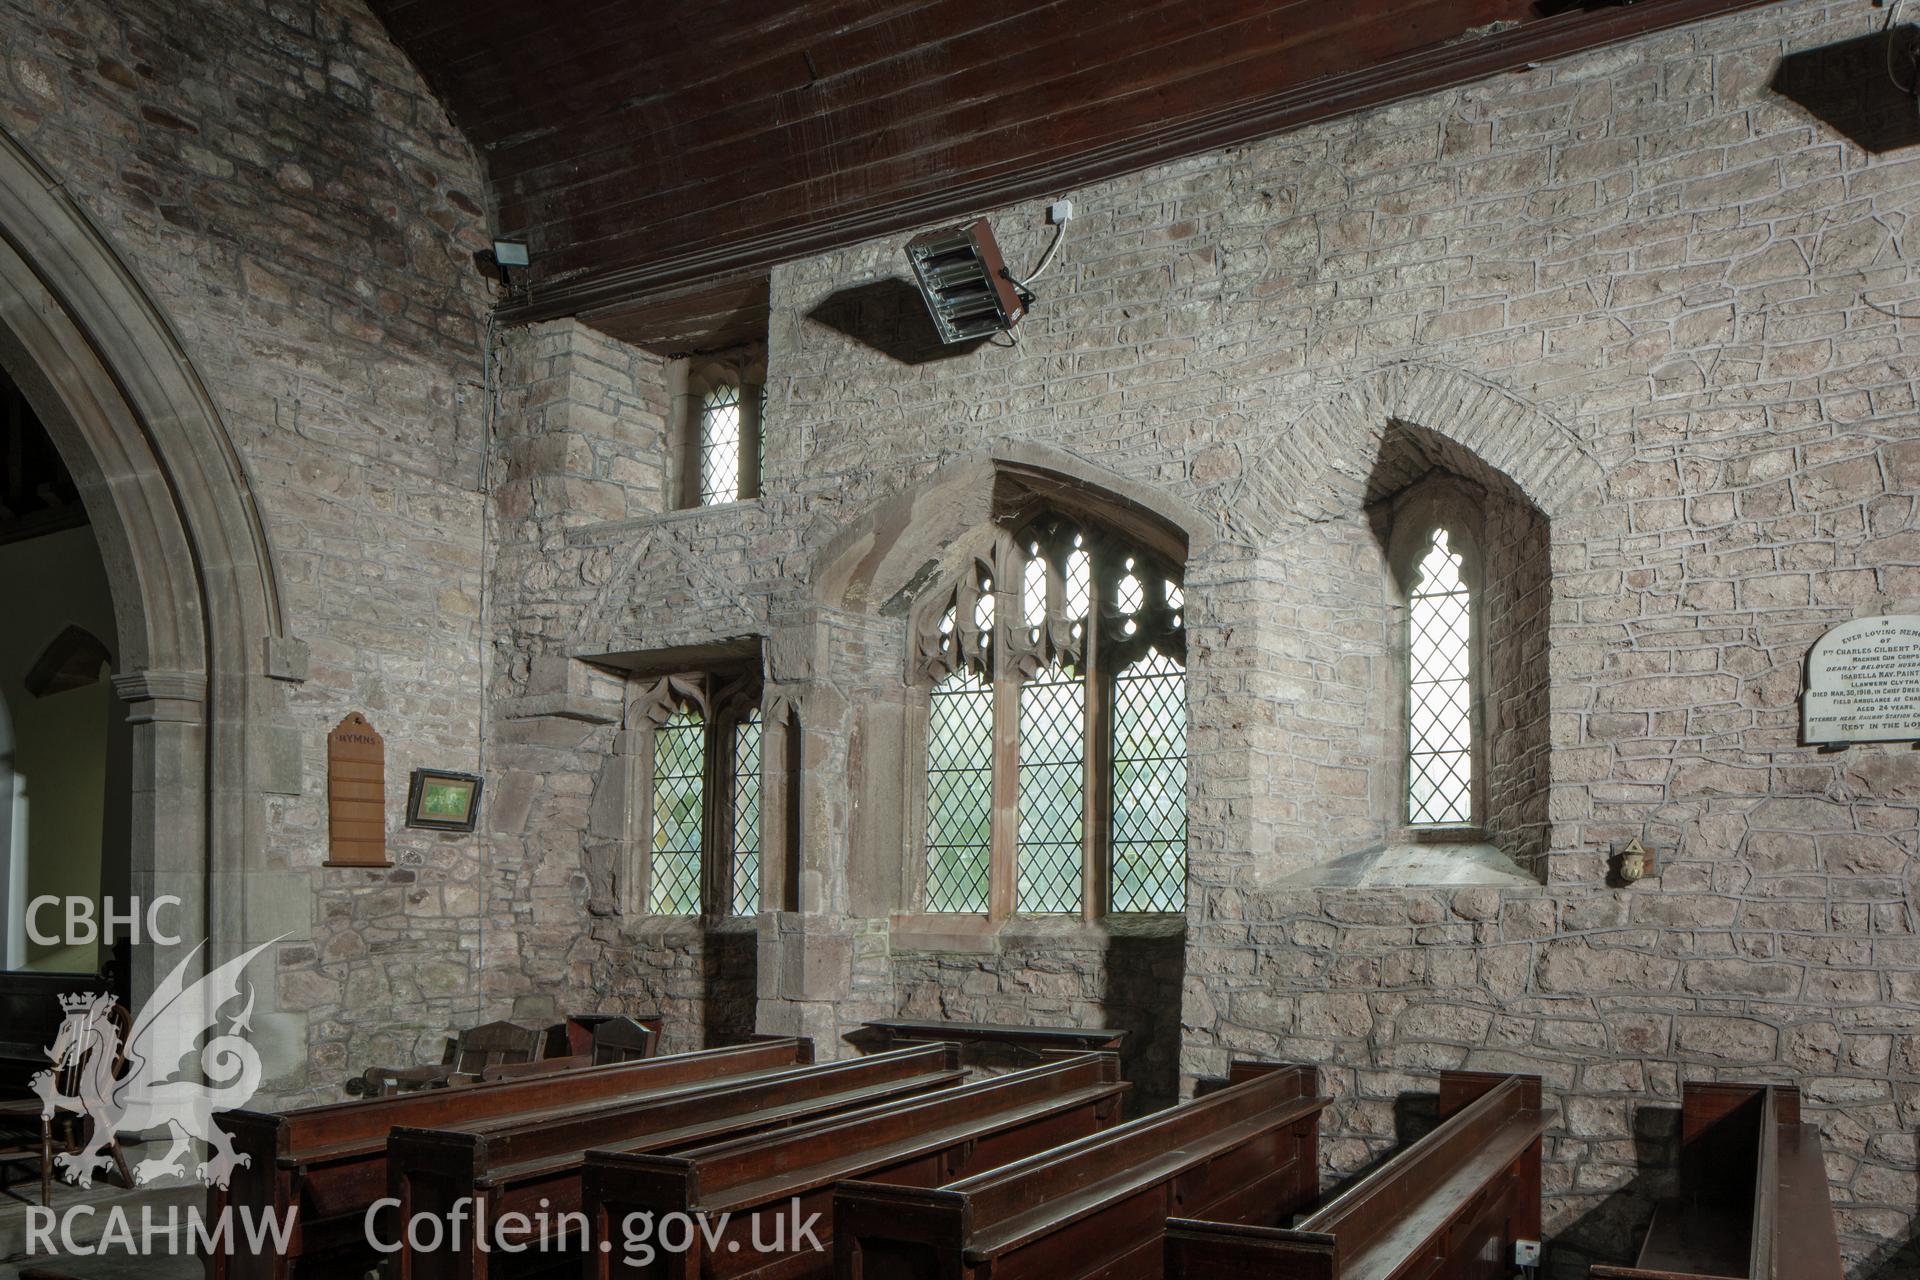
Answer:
1235 361 1608 539
0 127 297 1046
811 438 1217 615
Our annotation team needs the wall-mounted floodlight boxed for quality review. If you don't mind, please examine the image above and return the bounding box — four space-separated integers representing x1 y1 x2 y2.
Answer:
492 240 530 268
905 219 1028 344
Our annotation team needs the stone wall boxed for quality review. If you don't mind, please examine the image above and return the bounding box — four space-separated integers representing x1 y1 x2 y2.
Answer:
19 0 1915 1272
0 0 497 1097
1480 479 1554 874
485 2 1915 1272
893 923 1185 1111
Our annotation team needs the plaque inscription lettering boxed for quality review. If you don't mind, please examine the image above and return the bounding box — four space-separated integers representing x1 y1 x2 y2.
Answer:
327 711 389 866
1802 614 1920 745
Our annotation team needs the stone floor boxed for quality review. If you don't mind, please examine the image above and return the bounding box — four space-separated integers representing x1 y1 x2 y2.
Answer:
0 1158 204 1279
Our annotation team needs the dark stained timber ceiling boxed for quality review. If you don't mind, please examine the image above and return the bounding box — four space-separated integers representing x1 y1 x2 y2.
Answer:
371 0 1779 354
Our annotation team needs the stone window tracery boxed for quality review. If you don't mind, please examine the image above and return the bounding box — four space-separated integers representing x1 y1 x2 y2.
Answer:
913 513 1187 918
626 672 763 917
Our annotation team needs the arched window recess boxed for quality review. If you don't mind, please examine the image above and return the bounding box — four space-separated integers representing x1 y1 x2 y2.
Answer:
1384 492 1487 837
910 511 1188 922
623 669 765 919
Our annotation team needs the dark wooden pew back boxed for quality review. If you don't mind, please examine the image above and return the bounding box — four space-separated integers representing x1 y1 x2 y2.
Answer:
208 1036 813 1280
1164 1070 1548 1280
1590 1082 1842 1280
390 1043 969 1280
834 1060 1329 1280
584 1051 1131 1278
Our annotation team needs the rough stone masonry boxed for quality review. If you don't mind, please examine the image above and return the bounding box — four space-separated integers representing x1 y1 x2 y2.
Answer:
485 3 1920 1273
0 0 1915 1275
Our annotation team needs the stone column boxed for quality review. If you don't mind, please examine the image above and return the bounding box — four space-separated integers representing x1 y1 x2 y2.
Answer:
113 669 208 1007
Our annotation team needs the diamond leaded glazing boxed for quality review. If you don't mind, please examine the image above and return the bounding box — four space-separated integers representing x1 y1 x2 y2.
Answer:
650 707 706 913
1110 649 1186 912
1408 528 1473 825
926 668 993 911
1017 662 1084 912
730 710 761 915
697 383 743 505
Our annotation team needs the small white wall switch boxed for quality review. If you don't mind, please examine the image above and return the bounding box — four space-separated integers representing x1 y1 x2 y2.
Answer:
1515 1239 1542 1266
1047 199 1074 224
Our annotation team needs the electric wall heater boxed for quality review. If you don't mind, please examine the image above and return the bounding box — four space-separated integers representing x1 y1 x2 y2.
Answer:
905 218 1027 343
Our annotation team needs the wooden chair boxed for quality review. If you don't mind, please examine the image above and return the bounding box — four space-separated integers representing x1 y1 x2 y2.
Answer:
588 1013 659 1063
478 1015 662 1083
0 971 106 1094
0 999 133 1205
345 1018 544 1096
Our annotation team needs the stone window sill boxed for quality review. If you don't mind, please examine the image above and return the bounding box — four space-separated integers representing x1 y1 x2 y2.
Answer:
1274 839 1538 888
618 913 759 944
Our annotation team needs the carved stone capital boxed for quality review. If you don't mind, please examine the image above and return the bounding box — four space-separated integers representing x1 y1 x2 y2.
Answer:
112 669 208 723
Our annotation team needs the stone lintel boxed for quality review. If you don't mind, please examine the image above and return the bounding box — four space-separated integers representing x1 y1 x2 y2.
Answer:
497 691 622 723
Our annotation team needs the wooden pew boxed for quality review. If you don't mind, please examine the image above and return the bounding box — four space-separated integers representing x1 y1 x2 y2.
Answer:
864 1018 1127 1055
480 1015 661 1082
834 1059 1329 1280
584 1050 1131 1278
389 1042 969 1280
1164 1070 1550 1280
349 1019 548 1096
1590 1082 1842 1280
208 1036 814 1280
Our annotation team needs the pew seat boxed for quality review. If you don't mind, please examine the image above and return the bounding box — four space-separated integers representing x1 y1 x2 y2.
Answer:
584 1050 1130 1278
1591 1082 1841 1280
390 1043 968 1279
208 1036 814 1280
864 1018 1126 1054
1165 1070 1549 1280
834 1059 1328 1280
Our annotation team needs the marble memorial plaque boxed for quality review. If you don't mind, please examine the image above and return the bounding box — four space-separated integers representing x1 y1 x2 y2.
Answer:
1803 614 1920 745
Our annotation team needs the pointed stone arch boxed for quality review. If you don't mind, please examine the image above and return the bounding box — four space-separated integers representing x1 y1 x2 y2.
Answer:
1235 362 1606 542
811 439 1216 617
0 127 297 1042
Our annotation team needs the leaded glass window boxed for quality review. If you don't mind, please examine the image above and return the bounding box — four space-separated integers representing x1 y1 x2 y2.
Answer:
1017 662 1084 912
729 710 762 915
915 514 1186 919
1408 527 1473 825
925 667 993 912
697 382 743 505
1110 648 1187 912
649 706 706 914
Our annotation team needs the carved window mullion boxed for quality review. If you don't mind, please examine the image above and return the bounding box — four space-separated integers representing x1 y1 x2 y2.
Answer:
915 511 1187 919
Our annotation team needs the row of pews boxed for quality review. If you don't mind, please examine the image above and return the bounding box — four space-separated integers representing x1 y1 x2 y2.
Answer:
206 1037 1845 1280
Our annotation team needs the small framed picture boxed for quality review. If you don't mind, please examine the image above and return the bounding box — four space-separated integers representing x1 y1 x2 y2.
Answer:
405 769 483 832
